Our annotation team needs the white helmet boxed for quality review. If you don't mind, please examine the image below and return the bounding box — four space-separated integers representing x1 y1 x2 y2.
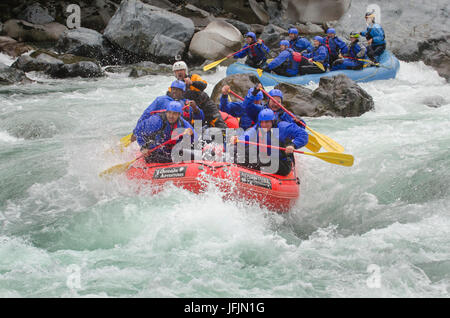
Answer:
172 61 188 73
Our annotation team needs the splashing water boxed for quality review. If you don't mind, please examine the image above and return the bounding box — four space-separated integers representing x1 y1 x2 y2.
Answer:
0 62 449 297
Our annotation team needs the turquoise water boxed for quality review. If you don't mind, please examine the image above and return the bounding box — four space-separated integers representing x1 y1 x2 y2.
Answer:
0 56 449 297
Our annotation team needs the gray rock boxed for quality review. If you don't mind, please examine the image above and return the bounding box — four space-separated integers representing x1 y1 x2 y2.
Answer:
55 27 115 65
248 0 269 25
297 22 325 35
18 3 54 25
223 19 252 35
210 73 261 104
260 24 288 49
189 20 242 61
275 74 374 117
422 95 447 108
0 62 32 85
104 0 195 63
47 61 104 78
128 61 172 77
12 53 64 72
174 4 214 29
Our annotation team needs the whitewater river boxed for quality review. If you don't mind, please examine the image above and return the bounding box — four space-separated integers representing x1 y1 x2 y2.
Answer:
0 53 449 297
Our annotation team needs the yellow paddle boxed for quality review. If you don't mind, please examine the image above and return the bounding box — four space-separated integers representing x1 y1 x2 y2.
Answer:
228 89 321 153
99 131 187 177
308 59 325 71
239 141 354 167
203 43 258 71
260 88 345 153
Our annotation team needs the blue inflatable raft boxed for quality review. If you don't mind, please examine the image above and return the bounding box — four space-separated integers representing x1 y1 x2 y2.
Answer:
226 50 400 86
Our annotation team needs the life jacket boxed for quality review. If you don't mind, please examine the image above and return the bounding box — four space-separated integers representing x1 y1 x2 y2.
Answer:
220 111 239 129
189 74 207 92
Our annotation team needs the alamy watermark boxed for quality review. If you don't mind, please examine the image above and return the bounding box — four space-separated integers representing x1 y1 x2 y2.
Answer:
66 4 81 29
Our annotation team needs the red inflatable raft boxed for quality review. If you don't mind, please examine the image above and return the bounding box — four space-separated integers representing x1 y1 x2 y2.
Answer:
126 158 300 213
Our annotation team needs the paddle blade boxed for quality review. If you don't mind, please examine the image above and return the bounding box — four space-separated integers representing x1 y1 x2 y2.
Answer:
313 61 325 72
256 68 263 77
302 151 354 167
99 158 136 178
305 134 321 153
120 133 133 148
203 57 227 71
306 127 345 153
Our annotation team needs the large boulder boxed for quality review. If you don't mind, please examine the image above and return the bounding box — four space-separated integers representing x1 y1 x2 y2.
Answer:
275 75 374 117
189 20 243 61
55 27 114 65
173 3 214 31
103 0 195 63
128 61 172 77
0 62 32 85
0 36 33 57
210 73 261 104
285 0 351 24
334 0 450 81
2 19 67 42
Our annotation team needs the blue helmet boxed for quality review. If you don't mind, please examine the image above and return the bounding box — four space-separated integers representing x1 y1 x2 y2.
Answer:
313 36 323 43
326 28 336 34
280 40 290 46
288 28 298 35
245 32 256 41
170 80 186 91
268 89 283 101
258 109 275 122
166 101 183 113
247 87 263 101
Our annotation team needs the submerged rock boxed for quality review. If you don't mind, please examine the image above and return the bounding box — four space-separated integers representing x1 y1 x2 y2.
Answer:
0 36 33 58
0 62 32 85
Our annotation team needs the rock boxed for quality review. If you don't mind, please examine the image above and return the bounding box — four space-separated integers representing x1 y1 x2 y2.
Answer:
275 74 374 117
260 24 288 49
248 0 269 25
0 62 32 85
55 27 115 65
422 95 447 108
334 0 449 80
223 19 252 35
2 19 67 42
104 0 195 63
47 61 104 78
285 0 351 24
250 24 265 35
18 3 54 25
419 35 450 82
141 0 175 10
174 3 214 30
297 22 325 35
11 53 64 72
0 36 33 57
128 61 172 77
189 20 242 61
210 73 261 104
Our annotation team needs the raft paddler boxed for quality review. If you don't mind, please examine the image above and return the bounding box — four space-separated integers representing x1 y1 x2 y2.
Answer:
172 61 207 92
219 85 259 130
233 32 270 69
133 101 196 163
231 109 308 176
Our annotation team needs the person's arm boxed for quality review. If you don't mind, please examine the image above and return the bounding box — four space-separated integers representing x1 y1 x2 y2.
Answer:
244 94 264 123
266 51 288 70
284 122 309 149
337 38 349 54
219 94 229 112
233 45 248 59
257 39 270 55
371 25 385 44
356 44 367 58
313 46 328 63
133 115 162 148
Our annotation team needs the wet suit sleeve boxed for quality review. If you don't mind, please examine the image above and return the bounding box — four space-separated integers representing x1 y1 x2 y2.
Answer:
133 115 162 148
267 51 289 70
282 122 309 149
244 95 264 123
234 45 249 59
